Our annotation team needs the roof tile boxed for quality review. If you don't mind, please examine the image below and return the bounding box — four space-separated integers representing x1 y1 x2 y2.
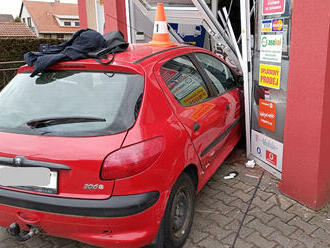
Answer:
23 0 80 33
0 22 36 38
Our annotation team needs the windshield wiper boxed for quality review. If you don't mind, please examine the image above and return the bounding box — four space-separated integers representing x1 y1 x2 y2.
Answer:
26 116 106 128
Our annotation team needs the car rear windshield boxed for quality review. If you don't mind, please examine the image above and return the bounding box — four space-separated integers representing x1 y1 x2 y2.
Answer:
0 71 144 136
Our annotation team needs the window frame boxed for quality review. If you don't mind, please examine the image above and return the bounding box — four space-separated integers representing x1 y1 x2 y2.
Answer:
159 54 214 107
63 21 72 26
191 52 239 97
158 52 239 108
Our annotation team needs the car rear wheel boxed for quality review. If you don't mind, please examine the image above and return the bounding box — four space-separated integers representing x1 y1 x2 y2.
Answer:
164 173 196 248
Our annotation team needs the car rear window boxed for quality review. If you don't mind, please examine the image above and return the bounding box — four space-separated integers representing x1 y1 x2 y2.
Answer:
0 71 144 136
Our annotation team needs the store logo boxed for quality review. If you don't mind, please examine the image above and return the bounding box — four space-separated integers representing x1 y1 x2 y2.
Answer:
266 150 277 166
272 19 284 31
262 36 268 47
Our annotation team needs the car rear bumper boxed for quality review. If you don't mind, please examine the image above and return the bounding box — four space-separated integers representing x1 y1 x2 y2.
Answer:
0 189 165 248
0 188 159 217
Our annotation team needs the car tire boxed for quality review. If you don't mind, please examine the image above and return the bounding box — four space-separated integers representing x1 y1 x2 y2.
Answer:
163 172 196 248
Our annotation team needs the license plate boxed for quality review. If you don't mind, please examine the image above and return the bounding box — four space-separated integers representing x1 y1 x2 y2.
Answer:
0 165 58 194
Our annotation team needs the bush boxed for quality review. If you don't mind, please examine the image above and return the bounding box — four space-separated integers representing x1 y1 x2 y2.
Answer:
0 38 62 88
0 38 62 62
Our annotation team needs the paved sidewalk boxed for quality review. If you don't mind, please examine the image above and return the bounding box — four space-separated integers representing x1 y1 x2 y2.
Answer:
1 144 329 248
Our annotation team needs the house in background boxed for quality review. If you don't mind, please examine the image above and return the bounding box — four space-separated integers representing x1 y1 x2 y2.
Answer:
0 15 14 23
0 22 36 39
19 0 80 39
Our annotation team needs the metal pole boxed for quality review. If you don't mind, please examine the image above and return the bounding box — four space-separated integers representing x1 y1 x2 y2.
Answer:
211 0 219 18
222 8 243 67
240 0 251 157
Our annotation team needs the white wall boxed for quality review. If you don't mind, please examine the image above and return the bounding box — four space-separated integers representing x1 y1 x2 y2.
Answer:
20 5 39 36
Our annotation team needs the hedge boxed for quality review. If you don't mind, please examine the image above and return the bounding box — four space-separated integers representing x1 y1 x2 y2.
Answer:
0 38 62 89
0 38 62 62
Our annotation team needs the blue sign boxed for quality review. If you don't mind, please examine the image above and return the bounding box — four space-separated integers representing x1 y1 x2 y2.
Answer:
169 23 206 47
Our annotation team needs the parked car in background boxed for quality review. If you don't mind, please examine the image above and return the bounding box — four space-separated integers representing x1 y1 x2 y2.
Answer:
0 43 243 248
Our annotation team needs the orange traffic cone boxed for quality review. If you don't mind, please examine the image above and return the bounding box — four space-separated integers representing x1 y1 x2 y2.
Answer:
149 3 174 46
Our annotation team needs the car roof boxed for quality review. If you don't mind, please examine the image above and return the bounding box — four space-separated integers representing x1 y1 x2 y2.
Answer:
18 43 240 75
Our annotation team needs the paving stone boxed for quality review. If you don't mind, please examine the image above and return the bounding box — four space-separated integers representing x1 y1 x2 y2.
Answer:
268 217 298 236
218 184 238 195
311 228 330 242
246 218 276 236
206 212 233 226
223 220 254 239
275 194 297 210
268 205 296 222
226 208 243 220
246 231 277 248
233 181 255 193
207 199 237 215
290 229 322 248
189 226 209 244
268 231 300 248
229 199 249 212
231 237 254 248
309 215 330 231
252 196 276 211
183 239 197 248
197 235 223 248
256 190 275 201
287 204 318 221
248 207 276 224
288 216 319 234
316 241 330 248
233 190 253 203
207 225 234 241
193 213 217 230
212 191 237 205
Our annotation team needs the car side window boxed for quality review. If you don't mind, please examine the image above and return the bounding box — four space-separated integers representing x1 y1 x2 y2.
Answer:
160 56 210 106
195 53 236 95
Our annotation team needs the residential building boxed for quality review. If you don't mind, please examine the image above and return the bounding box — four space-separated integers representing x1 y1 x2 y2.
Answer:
0 14 14 23
0 22 36 39
19 0 80 39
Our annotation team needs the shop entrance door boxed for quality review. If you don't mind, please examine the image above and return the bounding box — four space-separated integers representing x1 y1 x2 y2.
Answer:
127 0 241 71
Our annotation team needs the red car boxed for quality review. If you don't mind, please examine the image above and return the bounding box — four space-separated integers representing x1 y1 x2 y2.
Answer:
0 43 242 248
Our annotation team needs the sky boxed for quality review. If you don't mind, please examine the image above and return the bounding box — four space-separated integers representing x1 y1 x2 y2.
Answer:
0 0 77 18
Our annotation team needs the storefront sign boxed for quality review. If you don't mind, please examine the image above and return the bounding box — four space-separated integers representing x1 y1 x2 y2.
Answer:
251 130 283 171
259 99 276 131
259 64 281 89
263 0 285 15
262 19 284 32
260 34 283 63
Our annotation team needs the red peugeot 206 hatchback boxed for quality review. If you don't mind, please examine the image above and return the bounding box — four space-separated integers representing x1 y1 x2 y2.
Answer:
0 43 243 248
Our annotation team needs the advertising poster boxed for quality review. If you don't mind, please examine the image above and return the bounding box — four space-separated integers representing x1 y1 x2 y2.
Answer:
251 130 283 171
181 87 208 106
262 0 285 15
259 99 276 131
259 64 281 89
260 34 283 63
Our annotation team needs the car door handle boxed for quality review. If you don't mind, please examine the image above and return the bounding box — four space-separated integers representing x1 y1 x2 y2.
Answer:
193 123 200 132
226 104 230 111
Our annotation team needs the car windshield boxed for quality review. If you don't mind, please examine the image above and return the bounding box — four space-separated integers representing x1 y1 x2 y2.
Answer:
0 71 144 136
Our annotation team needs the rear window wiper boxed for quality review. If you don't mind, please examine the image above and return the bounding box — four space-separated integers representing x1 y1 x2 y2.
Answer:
26 116 106 128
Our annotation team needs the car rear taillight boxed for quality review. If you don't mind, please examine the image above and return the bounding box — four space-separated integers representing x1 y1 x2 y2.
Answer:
101 137 164 180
